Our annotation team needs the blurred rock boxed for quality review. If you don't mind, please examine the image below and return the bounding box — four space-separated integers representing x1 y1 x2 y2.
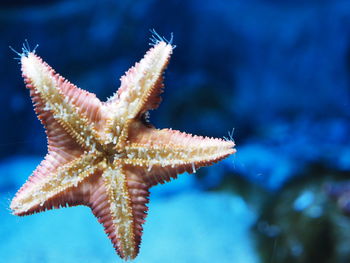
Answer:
255 177 350 263
325 180 350 215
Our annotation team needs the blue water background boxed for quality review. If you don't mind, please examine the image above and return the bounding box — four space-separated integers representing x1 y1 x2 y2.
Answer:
1 1 350 262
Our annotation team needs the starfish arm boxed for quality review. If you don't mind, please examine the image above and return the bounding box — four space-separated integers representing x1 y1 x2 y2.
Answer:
124 124 235 185
53 72 105 131
21 53 102 150
92 164 149 260
105 41 173 145
10 153 100 216
123 166 150 257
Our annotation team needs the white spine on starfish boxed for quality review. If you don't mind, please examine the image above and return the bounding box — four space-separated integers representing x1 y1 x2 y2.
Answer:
104 42 173 146
10 154 98 215
123 142 234 169
21 53 99 151
103 166 136 260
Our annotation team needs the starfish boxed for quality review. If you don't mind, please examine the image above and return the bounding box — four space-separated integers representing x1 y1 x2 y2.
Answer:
10 35 235 260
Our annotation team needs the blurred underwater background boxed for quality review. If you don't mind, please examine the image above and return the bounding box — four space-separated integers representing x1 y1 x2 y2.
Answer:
2 0 350 262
